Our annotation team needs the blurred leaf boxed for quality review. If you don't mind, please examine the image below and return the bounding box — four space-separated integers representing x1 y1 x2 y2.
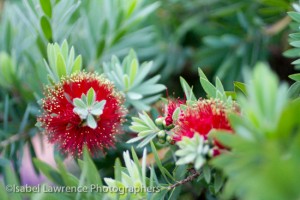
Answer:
40 16 52 41
40 0 52 18
180 77 196 101
289 73 300 81
33 158 64 185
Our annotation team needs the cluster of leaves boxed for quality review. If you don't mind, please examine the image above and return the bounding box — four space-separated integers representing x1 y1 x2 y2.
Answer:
103 50 165 111
212 63 300 200
285 8 300 98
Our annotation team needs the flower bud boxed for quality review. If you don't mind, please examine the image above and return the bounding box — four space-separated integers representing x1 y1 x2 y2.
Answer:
157 130 166 138
166 135 173 143
155 117 164 126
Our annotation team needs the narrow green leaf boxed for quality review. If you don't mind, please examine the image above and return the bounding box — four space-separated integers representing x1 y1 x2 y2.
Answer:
180 77 196 101
72 55 82 73
40 0 52 18
127 0 138 17
73 98 85 108
216 77 225 97
40 16 52 41
33 159 63 185
130 125 149 132
288 11 300 23
87 114 97 129
3 166 21 200
129 59 138 85
288 81 300 98
137 133 157 148
0 183 9 200
127 136 144 144
87 88 96 106
289 73 300 81
61 40 69 61
234 81 247 95
83 148 103 186
199 76 216 98
214 172 223 193
127 92 143 100
90 100 106 116
150 142 173 183
291 58 300 65
172 107 180 122
203 164 211 183
96 39 106 58
55 157 79 186
56 53 67 78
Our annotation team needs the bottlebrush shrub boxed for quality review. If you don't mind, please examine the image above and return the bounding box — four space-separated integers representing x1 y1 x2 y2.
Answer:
3 44 300 200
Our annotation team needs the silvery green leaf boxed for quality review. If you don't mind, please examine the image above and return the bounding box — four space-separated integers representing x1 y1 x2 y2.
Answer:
127 136 144 144
138 130 155 137
130 125 149 132
181 154 196 164
130 100 150 111
180 77 196 101
136 133 157 148
129 58 138 85
175 135 209 169
138 111 158 130
195 156 205 170
87 114 97 129
56 53 67 79
73 107 88 119
172 107 181 122
214 172 224 193
72 55 82 73
203 165 211 183
87 88 96 106
121 172 133 187
133 84 166 95
132 61 152 87
127 92 143 100
124 74 130 89
176 158 190 165
81 94 87 103
104 178 116 187
73 98 86 108
90 100 106 116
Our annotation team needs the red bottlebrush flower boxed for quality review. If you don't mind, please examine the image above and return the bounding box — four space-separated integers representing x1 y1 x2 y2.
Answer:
173 99 233 148
38 72 126 157
164 98 186 126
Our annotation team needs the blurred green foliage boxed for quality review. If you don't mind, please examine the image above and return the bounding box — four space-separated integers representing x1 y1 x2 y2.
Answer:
212 63 300 200
0 0 300 199
147 0 295 87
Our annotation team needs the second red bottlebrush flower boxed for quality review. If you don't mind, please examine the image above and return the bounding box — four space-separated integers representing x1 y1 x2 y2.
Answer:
173 99 234 147
38 72 126 157
164 98 186 126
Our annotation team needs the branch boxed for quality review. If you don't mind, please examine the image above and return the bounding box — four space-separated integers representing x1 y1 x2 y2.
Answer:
264 16 291 36
0 132 28 148
168 168 200 190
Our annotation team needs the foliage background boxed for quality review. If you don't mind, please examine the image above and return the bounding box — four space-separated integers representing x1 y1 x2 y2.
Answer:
0 0 300 199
